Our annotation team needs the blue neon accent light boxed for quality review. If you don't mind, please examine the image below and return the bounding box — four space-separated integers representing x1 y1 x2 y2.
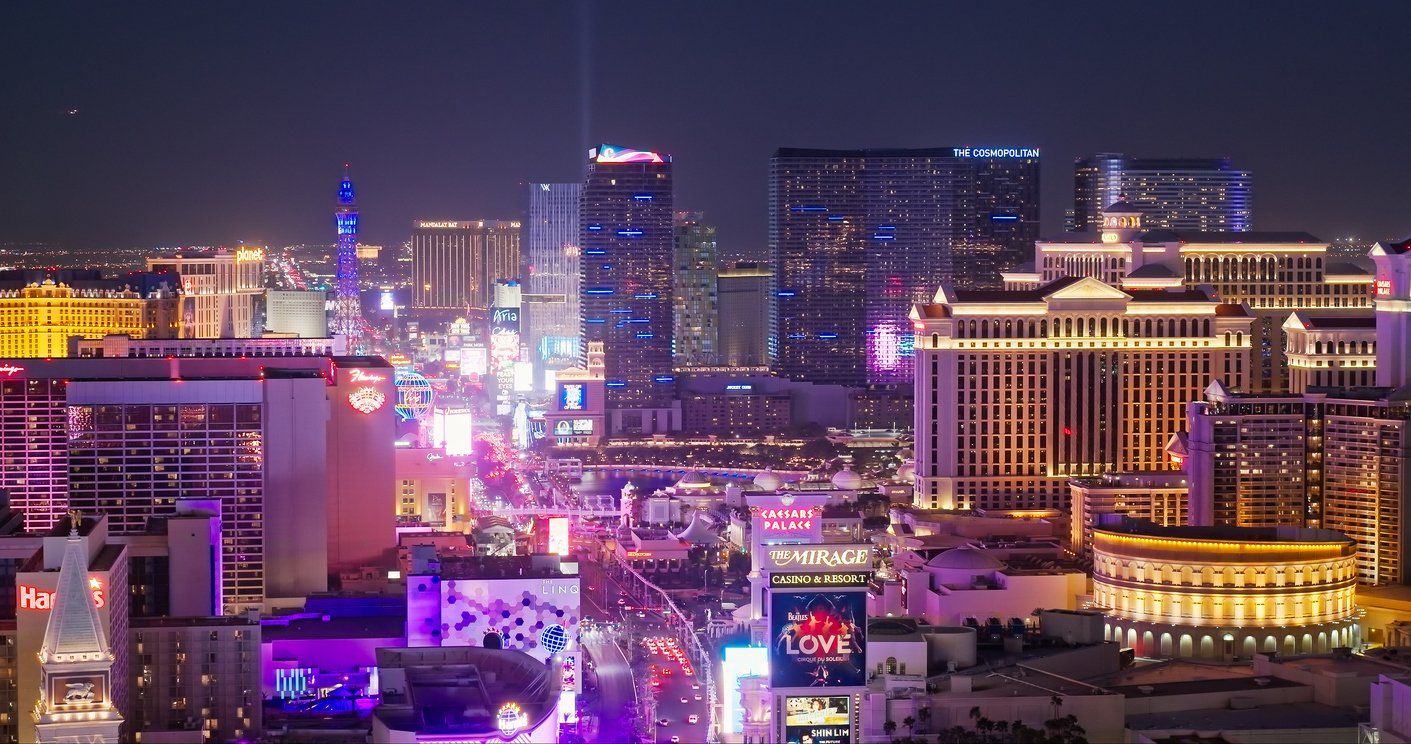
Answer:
606 380 627 388
791 205 828 213
653 375 676 383
827 215 845 221
610 308 632 314
872 234 896 240
635 332 654 338
600 264 613 270
632 193 654 201
584 249 607 256
586 224 603 232
787 333 807 340
627 318 649 324
991 213 1019 221
585 287 615 295
585 318 606 324
632 293 659 300
879 224 896 231
617 228 644 237
776 290 796 298
818 332 839 340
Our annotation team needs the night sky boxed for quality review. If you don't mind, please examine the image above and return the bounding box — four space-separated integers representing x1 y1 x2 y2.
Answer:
3 1 1409 255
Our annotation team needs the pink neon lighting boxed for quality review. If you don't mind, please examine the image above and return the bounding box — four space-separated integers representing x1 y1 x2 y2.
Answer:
594 145 667 164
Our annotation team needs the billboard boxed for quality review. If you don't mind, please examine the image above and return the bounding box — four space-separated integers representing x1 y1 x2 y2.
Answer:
769 572 870 589
559 383 587 411
721 646 768 735
547 517 569 557
409 577 580 662
761 545 872 572
770 592 865 688
751 493 829 545
784 696 852 744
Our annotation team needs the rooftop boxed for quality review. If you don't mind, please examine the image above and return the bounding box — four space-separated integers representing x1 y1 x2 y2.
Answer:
1125 702 1359 732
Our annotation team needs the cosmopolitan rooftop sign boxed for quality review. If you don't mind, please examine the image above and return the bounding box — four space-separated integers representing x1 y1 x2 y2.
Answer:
951 147 1040 158
763 545 871 571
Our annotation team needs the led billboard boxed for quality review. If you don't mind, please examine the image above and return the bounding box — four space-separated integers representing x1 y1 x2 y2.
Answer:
784 696 852 744
770 591 865 688
559 383 587 411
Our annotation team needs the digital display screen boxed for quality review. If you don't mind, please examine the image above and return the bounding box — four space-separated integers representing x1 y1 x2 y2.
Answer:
560 383 587 411
784 696 852 744
770 591 866 688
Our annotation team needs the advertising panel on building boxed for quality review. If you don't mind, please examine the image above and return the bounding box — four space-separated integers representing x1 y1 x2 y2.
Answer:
750 493 829 545
784 695 852 744
770 591 866 688
559 382 586 411
408 577 580 662
761 544 872 572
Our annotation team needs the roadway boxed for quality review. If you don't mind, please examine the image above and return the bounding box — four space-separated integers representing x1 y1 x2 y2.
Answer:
580 543 712 743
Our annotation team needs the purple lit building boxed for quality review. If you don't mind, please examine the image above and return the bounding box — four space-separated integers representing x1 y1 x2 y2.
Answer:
771 147 1039 385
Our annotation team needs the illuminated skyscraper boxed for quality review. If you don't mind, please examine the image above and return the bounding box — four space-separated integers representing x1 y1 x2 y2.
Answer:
673 211 719 366
579 144 675 432
524 183 582 377
1073 153 1251 232
771 147 1039 385
331 166 365 348
717 262 774 368
410 220 521 312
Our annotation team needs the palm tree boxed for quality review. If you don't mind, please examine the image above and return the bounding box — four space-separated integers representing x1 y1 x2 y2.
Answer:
902 715 916 734
916 706 931 733
883 719 897 736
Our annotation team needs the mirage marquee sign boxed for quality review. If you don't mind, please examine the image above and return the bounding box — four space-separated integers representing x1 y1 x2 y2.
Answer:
762 545 871 572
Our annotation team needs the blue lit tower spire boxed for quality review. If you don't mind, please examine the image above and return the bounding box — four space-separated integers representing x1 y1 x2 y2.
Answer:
332 164 366 348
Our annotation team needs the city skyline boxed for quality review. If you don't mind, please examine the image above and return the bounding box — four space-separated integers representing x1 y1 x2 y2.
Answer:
4 2 1410 253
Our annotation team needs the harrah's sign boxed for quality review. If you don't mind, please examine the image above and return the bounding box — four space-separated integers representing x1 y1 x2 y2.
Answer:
765 546 870 570
19 580 105 611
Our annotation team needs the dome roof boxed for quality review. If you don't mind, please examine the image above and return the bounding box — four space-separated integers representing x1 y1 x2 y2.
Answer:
1104 199 1140 213
895 462 915 483
674 513 719 545
927 546 1004 570
897 447 915 461
675 471 712 489
753 470 782 491
831 467 864 490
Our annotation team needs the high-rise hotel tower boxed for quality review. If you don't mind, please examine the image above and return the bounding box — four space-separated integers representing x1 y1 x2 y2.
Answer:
912 277 1252 511
771 146 1039 385
579 145 675 433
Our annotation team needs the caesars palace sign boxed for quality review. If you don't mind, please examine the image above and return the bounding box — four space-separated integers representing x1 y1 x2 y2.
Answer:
763 545 871 571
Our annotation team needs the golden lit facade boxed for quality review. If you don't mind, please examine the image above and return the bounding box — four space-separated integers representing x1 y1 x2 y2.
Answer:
1023 203 1373 393
1092 519 1360 660
1283 313 1376 393
147 247 265 338
1069 472 1188 554
0 280 178 357
911 276 1251 511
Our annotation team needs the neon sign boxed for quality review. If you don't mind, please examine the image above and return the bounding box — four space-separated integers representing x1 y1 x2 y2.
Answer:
19 577 106 611
234 246 265 262
496 702 526 737
347 387 386 414
0 364 23 377
766 547 870 570
1376 278 1393 297
951 147 1040 158
757 508 817 533
347 368 387 383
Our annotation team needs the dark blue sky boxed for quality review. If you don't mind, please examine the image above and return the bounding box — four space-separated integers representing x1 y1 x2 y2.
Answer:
3 1 1409 254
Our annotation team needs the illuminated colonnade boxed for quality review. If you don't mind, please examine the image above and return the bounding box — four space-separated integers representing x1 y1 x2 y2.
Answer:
1091 520 1360 659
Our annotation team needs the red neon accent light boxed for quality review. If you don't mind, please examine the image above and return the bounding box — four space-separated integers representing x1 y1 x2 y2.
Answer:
18 578 105 611
1062 426 1074 436
0 364 23 377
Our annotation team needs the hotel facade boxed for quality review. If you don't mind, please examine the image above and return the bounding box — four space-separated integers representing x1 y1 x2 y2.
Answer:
1013 201 1372 393
911 276 1251 511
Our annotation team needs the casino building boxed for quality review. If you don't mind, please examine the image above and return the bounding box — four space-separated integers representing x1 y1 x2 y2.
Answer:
1091 517 1360 660
0 270 181 358
735 490 874 744
0 354 395 610
1014 200 1373 393
911 275 1252 511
